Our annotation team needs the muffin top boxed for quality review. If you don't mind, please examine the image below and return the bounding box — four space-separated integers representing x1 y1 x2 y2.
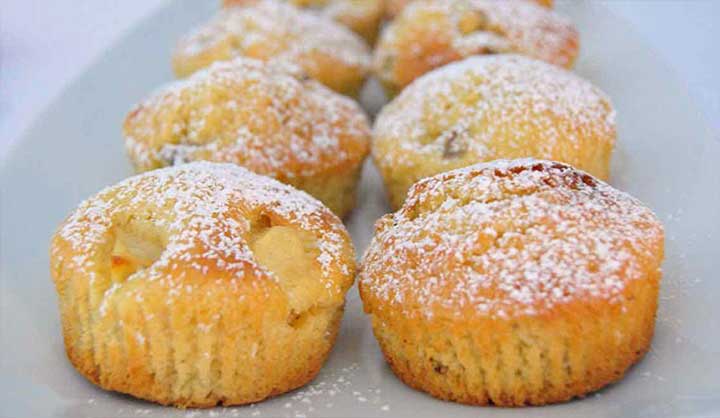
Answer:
173 0 371 95
359 159 664 321
51 162 356 314
223 0 384 43
374 0 578 93
372 55 616 179
124 58 370 180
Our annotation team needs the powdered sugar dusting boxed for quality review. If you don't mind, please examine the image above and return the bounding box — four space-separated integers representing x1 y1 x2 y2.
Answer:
226 0 382 33
360 159 664 319
373 54 615 169
460 0 578 67
124 58 370 179
374 0 578 90
176 0 370 74
54 162 353 307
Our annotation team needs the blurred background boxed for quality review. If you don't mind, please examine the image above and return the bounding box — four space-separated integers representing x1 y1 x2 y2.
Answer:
2 0 719 160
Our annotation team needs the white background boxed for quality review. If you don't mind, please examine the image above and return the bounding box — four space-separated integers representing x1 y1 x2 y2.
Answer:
1 0 719 160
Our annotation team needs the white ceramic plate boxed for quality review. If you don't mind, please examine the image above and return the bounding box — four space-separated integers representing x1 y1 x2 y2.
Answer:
1 1 719 417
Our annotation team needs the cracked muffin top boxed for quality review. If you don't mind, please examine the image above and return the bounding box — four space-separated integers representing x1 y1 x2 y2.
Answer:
51 161 356 319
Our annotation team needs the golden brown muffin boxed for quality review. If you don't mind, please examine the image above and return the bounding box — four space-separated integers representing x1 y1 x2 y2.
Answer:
359 159 665 406
224 0 384 44
50 162 357 408
124 58 370 218
375 0 578 96
173 0 371 97
385 0 554 20
373 55 616 210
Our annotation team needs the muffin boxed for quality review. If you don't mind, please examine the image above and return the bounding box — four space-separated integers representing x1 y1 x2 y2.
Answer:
359 159 665 406
372 55 615 209
385 0 554 20
50 162 357 407
124 58 370 218
223 0 384 44
173 0 371 97
375 0 578 96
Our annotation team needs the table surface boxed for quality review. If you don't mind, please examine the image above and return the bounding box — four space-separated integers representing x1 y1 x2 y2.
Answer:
1 0 719 160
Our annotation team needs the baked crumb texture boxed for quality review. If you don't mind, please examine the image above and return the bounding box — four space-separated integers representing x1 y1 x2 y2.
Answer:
124 58 370 218
375 0 577 96
372 55 616 210
50 162 357 408
173 0 371 97
359 159 664 406
223 0 384 44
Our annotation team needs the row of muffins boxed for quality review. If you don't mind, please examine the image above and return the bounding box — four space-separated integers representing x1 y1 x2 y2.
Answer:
126 53 614 215
128 0 607 217
50 0 664 410
173 0 578 97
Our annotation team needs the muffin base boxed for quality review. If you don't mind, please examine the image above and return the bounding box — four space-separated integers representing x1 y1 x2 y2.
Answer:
61 302 345 408
366 277 659 406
